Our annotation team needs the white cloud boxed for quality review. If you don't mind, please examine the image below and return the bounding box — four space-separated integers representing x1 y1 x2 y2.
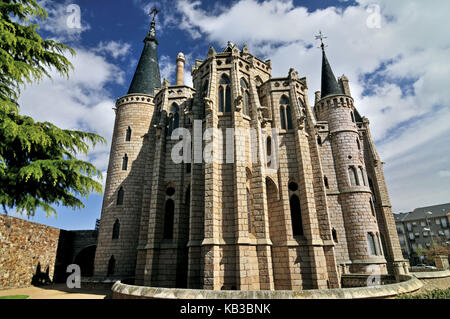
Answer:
175 0 450 212
17 48 121 175
160 55 177 84
94 41 132 60
439 171 450 178
37 0 90 42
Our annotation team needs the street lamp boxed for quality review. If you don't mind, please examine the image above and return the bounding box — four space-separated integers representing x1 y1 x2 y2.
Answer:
425 211 436 260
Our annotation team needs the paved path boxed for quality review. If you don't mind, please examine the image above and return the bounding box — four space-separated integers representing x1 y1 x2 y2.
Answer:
0 284 110 299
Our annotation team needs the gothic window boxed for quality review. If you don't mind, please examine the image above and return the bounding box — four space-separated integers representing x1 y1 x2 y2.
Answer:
367 233 377 256
280 105 286 130
126 126 132 141
107 255 115 276
332 228 338 243
266 136 272 167
324 176 329 189
279 96 293 130
290 194 304 237
317 135 322 146
202 80 209 97
356 138 361 150
376 233 383 255
348 167 358 186
112 219 120 239
240 78 250 116
163 199 175 239
122 154 128 171
351 111 356 123
117 187 124 205
168 103 179 137
370 199 376 217
358 167 366 185
218 75 231 113
368 178 376 202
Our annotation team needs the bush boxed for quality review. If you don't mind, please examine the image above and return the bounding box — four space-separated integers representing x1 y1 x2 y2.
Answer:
397 288 450 299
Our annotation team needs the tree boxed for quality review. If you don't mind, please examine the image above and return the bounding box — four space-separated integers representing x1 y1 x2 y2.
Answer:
0 0 105 216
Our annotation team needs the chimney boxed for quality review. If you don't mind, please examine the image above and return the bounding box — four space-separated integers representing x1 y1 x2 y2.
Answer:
176 52 185 85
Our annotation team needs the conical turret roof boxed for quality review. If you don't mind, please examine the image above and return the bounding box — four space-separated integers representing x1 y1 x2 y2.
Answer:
320 44 342 98
127 16 161 96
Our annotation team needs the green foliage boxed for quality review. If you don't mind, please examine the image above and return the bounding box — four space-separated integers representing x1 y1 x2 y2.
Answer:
0 0 105 216
0 295 29 299
397 288 450 299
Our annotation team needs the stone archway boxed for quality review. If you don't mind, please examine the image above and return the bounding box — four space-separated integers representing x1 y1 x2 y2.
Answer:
73 245 97 277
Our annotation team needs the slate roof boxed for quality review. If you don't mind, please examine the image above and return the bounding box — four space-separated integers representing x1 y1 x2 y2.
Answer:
320 47 343 98
127 18 161 96
402 203 450 221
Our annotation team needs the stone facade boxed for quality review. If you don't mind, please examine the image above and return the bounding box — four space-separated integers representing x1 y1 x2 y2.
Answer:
93 23 409 290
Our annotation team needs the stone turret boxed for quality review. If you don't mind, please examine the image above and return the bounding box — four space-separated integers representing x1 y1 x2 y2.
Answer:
316 44 387 274
93 13 161 278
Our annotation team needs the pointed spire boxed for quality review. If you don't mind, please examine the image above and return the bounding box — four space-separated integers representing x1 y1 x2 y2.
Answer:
128 7 161 96
316 32 342 99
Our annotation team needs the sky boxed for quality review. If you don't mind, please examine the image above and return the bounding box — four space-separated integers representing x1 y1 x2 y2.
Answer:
8 0 450 230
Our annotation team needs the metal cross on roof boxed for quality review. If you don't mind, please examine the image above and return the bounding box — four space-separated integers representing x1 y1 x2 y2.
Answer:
315 31 328 50
149 6 160 22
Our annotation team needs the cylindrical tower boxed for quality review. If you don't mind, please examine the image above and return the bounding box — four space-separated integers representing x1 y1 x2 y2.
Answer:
93 13 161 279
317 45 387 274
176 52 185 85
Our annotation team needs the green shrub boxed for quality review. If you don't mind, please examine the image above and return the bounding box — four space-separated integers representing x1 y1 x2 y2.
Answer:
397 288 450 299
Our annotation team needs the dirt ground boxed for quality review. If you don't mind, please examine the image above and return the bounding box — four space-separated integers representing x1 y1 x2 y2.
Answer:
0 284 110 299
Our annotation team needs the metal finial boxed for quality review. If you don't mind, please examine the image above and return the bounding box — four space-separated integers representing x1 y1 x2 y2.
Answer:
315 31 328 50
149 6 160 22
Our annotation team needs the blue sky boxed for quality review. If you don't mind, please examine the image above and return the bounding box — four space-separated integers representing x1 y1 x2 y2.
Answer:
9 0 450 229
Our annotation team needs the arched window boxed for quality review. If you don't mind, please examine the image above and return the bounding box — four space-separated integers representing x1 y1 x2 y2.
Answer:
367 233 377 256
163 199 175 239
370 198 376 217
348 167 358 186
356 138 361 150
202 80 209 97
125 126 132 141
332 228 338 243
368 177 376 202
351 111 355 123
358 167 366 185
324 176 329 189
117 187 124 205
266 136 272 167
122 154 128 171
290 194 304 237
317 135 322 146
112 219 120 239
280 105 286 130
279 96 293 130
375 233 383 255
218 75 231 113
107 255 115 276
168 103 179 137
240 78 250 116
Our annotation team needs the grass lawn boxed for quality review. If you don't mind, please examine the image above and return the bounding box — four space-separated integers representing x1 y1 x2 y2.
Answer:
0 295 29 299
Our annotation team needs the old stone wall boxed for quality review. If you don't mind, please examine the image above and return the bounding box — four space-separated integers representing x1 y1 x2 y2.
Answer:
0 214 61 289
